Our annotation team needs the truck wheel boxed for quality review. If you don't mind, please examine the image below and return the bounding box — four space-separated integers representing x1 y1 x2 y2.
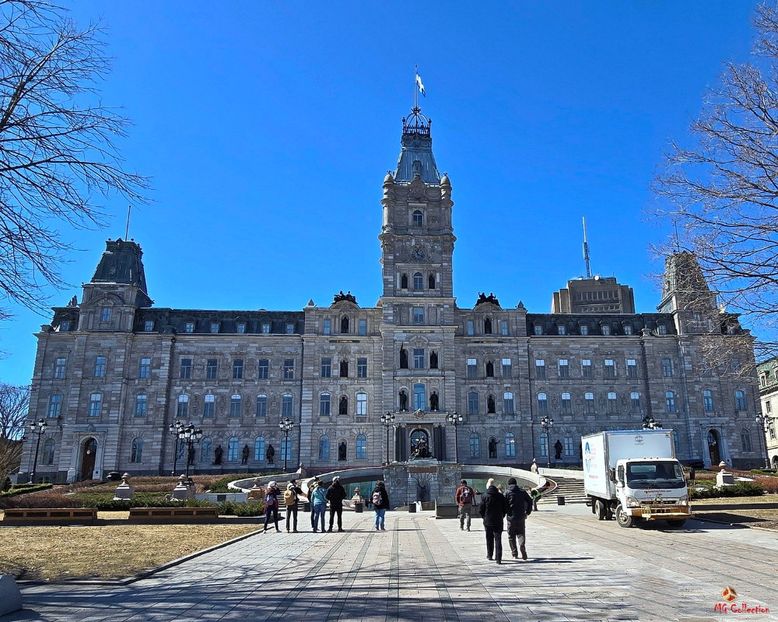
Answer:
595 499 607 520
615 504 633 528
665 519 687 529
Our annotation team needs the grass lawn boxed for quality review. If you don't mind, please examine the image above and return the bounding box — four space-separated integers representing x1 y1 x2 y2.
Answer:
0 523 259 581
693 494 778 529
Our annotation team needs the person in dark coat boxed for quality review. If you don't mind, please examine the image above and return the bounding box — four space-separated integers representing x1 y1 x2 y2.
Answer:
505 477 533 560
371 480 390 531
325 476 347 532
263 481 281 533
478 478 508 564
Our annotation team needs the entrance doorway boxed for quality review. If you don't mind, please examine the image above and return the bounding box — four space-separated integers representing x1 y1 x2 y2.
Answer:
707 429 721 466
410 429 430 458
80 437 97 481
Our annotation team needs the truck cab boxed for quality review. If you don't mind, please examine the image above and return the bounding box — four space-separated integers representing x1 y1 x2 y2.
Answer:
613 458 690 528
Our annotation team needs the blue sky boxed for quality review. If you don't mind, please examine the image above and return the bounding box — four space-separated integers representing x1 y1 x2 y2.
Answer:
0 1 761 386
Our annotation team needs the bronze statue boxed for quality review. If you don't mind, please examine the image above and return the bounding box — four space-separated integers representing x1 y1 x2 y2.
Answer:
241 444 250 465
488 437 498 459
399 389 408 411
338 441 347 461
266 444 275 464
213 445 223 465
430 391 439 412
554 439 564 460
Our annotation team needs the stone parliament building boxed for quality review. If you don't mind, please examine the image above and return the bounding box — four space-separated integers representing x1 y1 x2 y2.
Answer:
20 106 763 483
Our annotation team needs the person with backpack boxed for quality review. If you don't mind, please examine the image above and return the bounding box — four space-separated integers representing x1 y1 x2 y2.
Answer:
505 477 533 560
283 482 302 532
478 478 508 564
310 481 327 532
325 475 347 532
371 480 390 531
307 476 321 529
455 479 476 531
263 481 281 532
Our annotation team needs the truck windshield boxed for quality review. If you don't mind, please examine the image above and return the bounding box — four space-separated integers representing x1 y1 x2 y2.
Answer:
626 461 685 489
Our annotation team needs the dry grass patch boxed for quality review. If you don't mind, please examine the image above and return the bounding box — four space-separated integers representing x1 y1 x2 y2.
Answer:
0 524 259 581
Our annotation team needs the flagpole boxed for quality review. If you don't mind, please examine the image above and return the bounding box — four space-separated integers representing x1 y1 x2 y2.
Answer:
414 65 418 110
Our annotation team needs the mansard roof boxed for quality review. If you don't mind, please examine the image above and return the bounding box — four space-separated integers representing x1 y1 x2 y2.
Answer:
394 107 440 183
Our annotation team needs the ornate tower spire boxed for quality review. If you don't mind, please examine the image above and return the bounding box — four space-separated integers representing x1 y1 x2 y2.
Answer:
394 106 440 183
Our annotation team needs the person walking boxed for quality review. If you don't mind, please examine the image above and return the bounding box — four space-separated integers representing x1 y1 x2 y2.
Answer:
326 475 347 532
479 478 508 564
263 481 281 532
310 481 327 532
455 479 476 531
307 476 321 529
371 480 390 531
283 482 303 532
505 477 533 560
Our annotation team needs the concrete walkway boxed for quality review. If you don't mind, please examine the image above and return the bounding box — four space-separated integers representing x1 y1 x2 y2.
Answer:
4 504 778 621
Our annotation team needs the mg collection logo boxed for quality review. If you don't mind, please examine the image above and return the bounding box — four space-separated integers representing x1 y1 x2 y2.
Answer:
713 586 770 615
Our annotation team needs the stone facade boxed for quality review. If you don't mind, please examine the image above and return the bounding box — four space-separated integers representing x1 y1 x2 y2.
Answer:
757 359 778 469
19 107 764 483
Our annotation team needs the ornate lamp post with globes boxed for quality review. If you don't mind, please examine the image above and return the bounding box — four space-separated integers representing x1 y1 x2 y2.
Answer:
178 423 203 480
755 413 776 469
380 412 395 465
540 416 554 468
168 419 184 475
446 411 463 463
279 417 294 472
28 418 47 483
641 415 662 430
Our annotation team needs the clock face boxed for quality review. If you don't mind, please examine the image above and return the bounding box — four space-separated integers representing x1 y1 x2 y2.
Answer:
412 245 426 261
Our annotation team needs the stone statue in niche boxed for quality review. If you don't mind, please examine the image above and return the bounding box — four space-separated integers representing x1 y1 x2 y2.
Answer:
266 444 275 464
338 441 347 461
399 389 408 411
430 391 439 412
213 445 223 465
554 439 564 460
241 444 250 465
488 437 498 459
399 346 408 369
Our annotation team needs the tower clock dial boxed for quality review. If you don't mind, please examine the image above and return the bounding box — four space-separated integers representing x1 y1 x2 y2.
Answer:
411 245 427 261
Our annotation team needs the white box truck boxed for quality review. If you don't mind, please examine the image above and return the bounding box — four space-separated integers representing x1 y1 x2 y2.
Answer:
582 430 691 528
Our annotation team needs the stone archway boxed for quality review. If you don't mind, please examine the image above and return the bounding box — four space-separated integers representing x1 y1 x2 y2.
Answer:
80 437 97 481
410 428 430 458
707 429 721 466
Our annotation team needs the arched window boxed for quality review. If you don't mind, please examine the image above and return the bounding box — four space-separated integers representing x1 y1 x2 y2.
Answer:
254 436 266 461
741 428 752 452
227 437 239 462
469 434 481 458
505 433 516 458
204 393 216 418
229 394 241 417
200 437 212 463
413 272 424 290
42 438 55 465
428 274 436 289
401 273 409 289
340 316 349 334
487 394 496 414
320 392 331 417
485 360 494 377
319 436 330 461
356 434 367 459
430 351 438 369
339 395 348 415
176 394 188 418
503 392 515 415
400 346 408 369
340 359 349 377
130 438 144 463
412 210 423 226
467 391 479 415
256 394 267 418
537 392 548 414
484 318 492 334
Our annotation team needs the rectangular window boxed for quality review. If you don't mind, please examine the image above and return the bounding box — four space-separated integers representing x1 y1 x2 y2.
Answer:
413 307 425 324
499 320 509 336
100 307 111 322
229 395 241 417
203 394 215 418
144 320 154 332
323 319 331 335
94 356 106 378
581 359 592 379
88 393 102 417
54 357 66 379
413 384 426 411
580 325 589 336
630 391 640 411
357 357 367 378
139 357 151 379
210 322 220 334
413 348 425 369
47 394 62 418
206 359 218 380
564 437 574 457
607 391 617 413
558 325 566 335
657 324 667 335
467 391 479 415
466 320 475 336
184 322 194 333
282 395 293 418
666 391 677 413
232 359 244 380
534 325 543 335
358 319 367 336
558 359 569 379
257 359 269 380
502 358 512 378
134 394 147 417
319 393 331 417
235 322 245 334
467 358 477 379
766 399 772 414
537 393 548 415
703 389 714 413
261 322 271 334
177 396 189 419
735 390 747 411
585 392 595 414
356 393 368 416
283 359 295 380
624 324 633 335
321 357 332 378
561 392 571 414
503 392 515 415
604 359 615 379
179 358 192 379
626 359 637 379
535 359 546 380
285 322 295 334
540 436 548 457
256 395 267 418
661 358 673 378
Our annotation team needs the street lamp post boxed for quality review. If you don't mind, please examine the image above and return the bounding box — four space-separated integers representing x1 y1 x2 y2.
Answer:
28 418 47 483
279 417 294 472
380 412 395 464
540 416 554 468
177 423 203 480
446 411 463 463
168 420 184 475
755 414 776 469
642 415 663 430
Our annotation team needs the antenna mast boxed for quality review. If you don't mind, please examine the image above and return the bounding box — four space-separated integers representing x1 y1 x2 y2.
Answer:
582 216 592 278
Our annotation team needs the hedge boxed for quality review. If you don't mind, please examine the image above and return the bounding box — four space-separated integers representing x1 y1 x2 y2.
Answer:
0 483 53 498
690 481 765 499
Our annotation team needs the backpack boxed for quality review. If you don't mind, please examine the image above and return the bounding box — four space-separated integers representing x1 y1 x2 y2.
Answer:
372 490 382 507
265 492 277 508
461 486 472 502
283 489 297 506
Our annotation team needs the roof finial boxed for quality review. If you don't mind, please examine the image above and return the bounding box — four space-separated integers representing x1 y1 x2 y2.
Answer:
582 216 592 279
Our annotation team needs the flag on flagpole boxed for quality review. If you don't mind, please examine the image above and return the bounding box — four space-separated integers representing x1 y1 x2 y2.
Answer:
415 72 426 97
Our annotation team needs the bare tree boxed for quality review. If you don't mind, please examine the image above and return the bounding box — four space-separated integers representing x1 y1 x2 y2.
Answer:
656 5 778 352
0 0 147 317
0 383 29 483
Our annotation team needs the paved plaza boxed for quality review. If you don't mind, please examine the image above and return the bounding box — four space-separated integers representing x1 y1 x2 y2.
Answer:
3 503 778 621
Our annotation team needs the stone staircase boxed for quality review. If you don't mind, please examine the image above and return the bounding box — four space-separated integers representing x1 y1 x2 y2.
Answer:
540 476 587 504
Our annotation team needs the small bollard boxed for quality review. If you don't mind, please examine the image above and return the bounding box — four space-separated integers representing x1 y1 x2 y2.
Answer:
355 502 363 513
557 495 566 506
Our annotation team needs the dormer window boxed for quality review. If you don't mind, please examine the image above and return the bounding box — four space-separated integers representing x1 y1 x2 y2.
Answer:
144 320 154 332
60 320 71 331
580 325 589 336
261 322 271 334
534 325 543 336
602 324 611 336
656 324 667 336
557 325 566 335
412 210 423 226
100 307 111 322
210 322 220 334
184 322 194 333
237 322 246 334
623 324 633 336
